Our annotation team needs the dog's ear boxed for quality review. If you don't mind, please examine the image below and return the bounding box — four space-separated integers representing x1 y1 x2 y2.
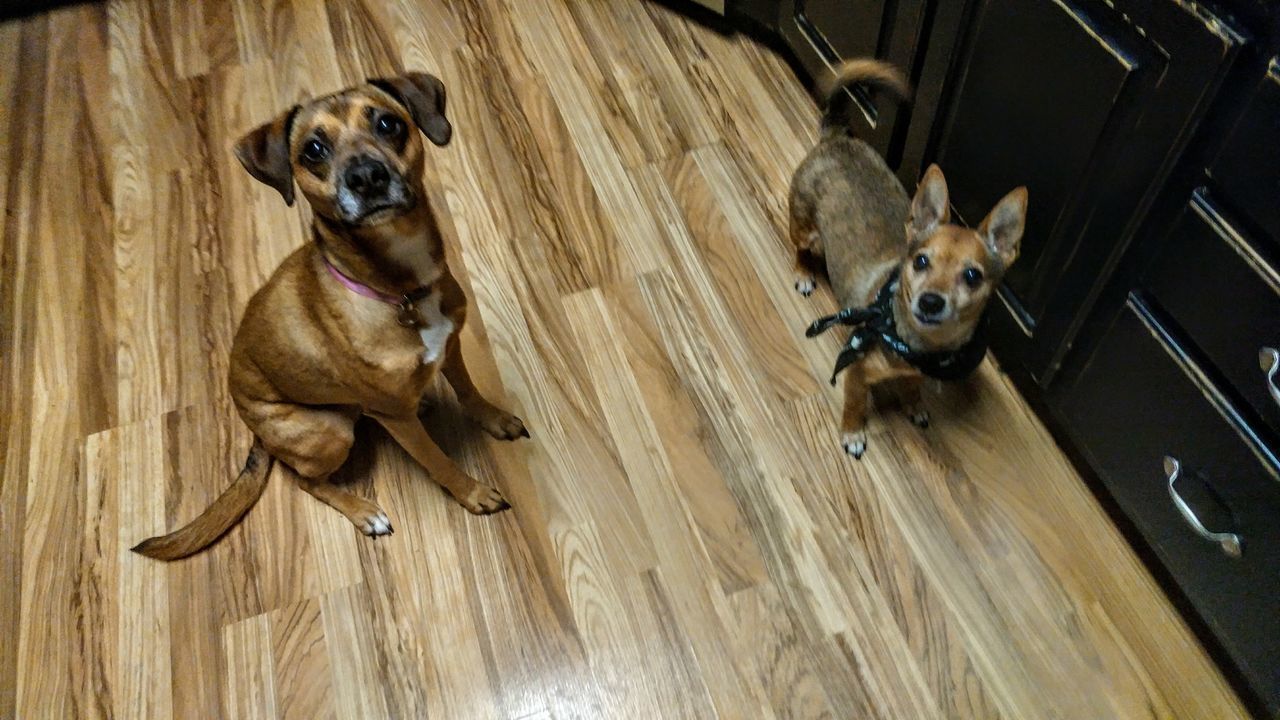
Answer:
909 164 950 239
233 106 300 206
369 72 452 146
979 186 1028 267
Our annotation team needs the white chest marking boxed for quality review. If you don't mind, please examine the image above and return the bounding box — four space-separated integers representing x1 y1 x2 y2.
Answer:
415 290 454 364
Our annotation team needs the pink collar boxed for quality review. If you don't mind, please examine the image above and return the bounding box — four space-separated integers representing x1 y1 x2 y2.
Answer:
322 255 432 327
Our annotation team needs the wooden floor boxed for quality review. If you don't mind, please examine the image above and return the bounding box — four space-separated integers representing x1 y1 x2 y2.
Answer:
0 0 1248 717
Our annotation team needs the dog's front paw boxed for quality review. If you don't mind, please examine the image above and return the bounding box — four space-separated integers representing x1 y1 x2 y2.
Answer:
795 275 816 297
466 401 530 441
460 483 511 515
841 431 867 459
358 510 394 538
908 409 930 428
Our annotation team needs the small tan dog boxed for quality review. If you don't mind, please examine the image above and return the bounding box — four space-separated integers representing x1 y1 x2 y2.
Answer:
791 59 1028 458
134 72 525 560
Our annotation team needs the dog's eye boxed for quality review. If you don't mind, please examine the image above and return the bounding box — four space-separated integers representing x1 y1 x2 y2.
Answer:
963 267 984 288
301 139 329 163
912 254 929 271
375 114 405 140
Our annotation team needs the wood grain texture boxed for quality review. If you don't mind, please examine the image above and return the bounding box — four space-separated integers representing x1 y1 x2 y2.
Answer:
0 0 1247 717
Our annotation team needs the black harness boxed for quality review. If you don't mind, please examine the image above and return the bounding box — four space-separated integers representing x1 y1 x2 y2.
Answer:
805 269 989 384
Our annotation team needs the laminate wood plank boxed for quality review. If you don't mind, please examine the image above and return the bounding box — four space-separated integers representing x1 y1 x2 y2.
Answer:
77 428 120 720
202 0 242 72
154 0 210 79
631 268 848 637
632 569 723 719
658 151 822 400
566 0 719 162
608 265 770 598
786 395 1005 720
318 583 392 719
163 405 259 720
271 598 336 720
212 59 311 308
0 21 24 194
554 518 674 719
563 286 769 718
449 501 582 720
726 584 842 720
851 386 1147 719
450 45 621 294
450 0 539 83
358 0 467 69
14 9 115 717
643 2 811 229
354 438 501 719
268 0 345 107
502 0 672 277
502 0 651 168
115 420 175 720
230 0 269 65
427 49 588 639
224 613 278 720
438 197 658 582
108 0 195 424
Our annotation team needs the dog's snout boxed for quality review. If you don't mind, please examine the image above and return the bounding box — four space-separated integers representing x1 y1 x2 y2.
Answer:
917 292 946 317
344 157 391 198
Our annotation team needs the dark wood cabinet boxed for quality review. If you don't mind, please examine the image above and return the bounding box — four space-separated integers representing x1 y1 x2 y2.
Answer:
1061 297 1280 712
918 0 1242 385
732 0 1280 713
795 0 882 60
774 0 931 166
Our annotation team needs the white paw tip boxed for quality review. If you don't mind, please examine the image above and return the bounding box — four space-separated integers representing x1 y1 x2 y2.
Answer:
911 412 930 428
367 513 393 536
795 277 815 296
841 433 867 459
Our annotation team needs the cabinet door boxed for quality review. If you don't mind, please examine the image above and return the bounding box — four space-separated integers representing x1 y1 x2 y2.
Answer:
779 0 928 164
796 0 883 60
927 0 1242 384
1059 298 1280 715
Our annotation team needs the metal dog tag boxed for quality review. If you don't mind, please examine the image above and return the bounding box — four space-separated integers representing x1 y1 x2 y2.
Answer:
396 298 418 327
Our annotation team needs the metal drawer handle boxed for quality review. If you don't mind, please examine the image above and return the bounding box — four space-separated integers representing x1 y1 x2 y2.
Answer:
1261 347 1280 409
1163 457 1242 558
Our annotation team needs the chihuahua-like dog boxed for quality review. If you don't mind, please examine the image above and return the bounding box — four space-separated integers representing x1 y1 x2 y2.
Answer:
791 59 1027 459
133 72 526 560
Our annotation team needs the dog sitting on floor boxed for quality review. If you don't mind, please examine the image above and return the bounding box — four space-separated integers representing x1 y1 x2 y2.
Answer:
133 72 526 560
790 59 1028 459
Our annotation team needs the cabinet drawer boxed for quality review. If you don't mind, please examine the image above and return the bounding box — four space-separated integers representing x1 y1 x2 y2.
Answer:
1061 300 1280 713
1143 189 1280 436
1211 58 1280 242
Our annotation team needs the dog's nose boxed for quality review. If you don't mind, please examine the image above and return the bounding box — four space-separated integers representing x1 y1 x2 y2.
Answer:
344 157 390 198
918 292 946 317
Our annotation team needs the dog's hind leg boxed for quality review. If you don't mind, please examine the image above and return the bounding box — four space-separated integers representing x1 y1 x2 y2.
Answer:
255 404 393 537
789 197 822 297
294 472 393 537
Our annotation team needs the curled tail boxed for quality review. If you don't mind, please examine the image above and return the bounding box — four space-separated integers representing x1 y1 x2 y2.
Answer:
131 437 273 561
820 58 911 137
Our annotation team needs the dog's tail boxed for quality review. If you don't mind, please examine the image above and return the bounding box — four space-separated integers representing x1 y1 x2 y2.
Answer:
131 437 273 561
820 58 911 138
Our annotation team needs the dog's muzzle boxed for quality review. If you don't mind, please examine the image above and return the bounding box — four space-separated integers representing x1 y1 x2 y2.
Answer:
337 155 413 224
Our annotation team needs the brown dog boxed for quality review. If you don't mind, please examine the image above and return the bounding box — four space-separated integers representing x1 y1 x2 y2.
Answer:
790 59 1027 458
133 72 525 560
